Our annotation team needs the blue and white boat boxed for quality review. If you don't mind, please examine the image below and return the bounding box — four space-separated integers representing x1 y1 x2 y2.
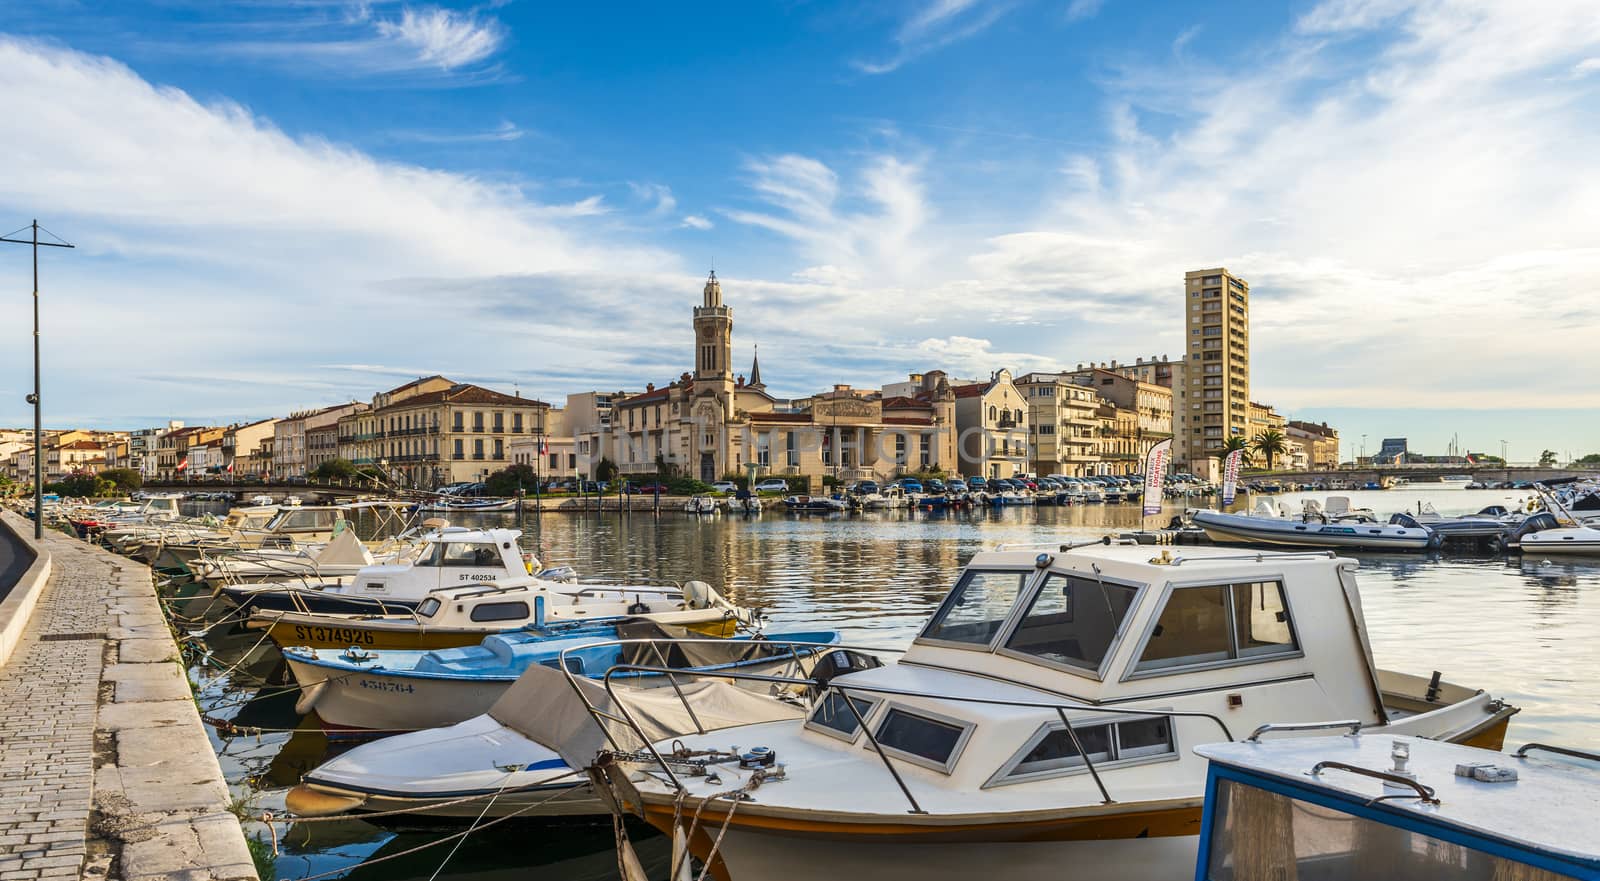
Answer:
1194 732 1599 880
286 619 841 734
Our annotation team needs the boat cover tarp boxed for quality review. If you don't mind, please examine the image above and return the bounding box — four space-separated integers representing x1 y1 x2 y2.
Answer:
487 663 804 770
313 527 375 567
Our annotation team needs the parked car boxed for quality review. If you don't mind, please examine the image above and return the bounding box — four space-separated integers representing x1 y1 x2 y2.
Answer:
629 482 670 495
946 479 968 493
710 481 738 495
898 479 924 494
926 478 946 493
849 480 880 496
754 479 791 493
284 475 309 485
967 476 988 490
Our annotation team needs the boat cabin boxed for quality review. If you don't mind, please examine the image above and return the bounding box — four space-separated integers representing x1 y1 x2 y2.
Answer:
256 506 349 546
795 543 1510 804
331 528 530 600
1193 734 1599 880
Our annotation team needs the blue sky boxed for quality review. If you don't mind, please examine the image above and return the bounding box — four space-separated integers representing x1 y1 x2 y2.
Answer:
1 0 1598 462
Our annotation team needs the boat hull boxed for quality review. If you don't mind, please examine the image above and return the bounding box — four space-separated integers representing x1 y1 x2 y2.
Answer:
1192 511 1435 551
223 587 420 616
258 611 743 651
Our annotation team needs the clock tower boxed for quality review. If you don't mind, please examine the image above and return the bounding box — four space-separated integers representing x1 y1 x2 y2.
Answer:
693 271 735 417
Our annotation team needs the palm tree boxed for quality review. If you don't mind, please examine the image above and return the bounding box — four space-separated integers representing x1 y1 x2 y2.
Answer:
1252 429 1288 471
1215 435 1253 470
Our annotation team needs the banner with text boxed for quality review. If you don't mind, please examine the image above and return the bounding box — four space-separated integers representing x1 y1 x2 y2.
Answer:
1141 439 1172 516
1221 448 1245 506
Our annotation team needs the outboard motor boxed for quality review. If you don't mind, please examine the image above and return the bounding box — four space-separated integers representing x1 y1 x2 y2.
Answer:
1389 512 1425 529
1506 512 1561 547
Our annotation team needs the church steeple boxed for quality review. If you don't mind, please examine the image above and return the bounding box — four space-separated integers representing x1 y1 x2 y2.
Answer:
693 270 733 392
748 344 765 391
702 270 722 308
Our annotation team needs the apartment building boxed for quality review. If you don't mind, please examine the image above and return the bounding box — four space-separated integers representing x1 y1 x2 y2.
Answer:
1015 373 1102 477
1184 267 1250 480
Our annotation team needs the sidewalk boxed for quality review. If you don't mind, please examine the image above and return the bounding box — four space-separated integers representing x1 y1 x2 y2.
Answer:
0 513 257 881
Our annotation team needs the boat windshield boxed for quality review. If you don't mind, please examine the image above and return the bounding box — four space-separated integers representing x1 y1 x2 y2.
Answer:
921 569 1035 647
419 542 502 568
1003 573 1138 672
1204 778 1566 881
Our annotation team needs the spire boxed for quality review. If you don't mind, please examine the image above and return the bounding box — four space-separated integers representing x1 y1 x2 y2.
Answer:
748 344 765 390
703 269 721 308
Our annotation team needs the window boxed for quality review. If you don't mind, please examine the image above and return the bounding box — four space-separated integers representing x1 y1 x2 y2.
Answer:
874 708 971 772
452 412 464 432
493 412 504 432
805 691 877 741
434 542 501 567
1003 573 1139 673
786 431 799 467
469 601 529 622
1133 581 1297 674
493 439 504 459
473 438 485 459
416 598 442 618
921 569 1033 647
512 413 523 433
992 716 1175 785
473 411 485 432
453 439 464 460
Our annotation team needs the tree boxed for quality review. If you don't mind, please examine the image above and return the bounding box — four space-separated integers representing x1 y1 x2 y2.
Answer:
99 468 143 492
46 471 114 498
1578 453 1600 465
595 457 619 484
485 464 537 497
311 458 358 481
1215 435 1253 470
1539 450 1558 467
1252 429 1288 471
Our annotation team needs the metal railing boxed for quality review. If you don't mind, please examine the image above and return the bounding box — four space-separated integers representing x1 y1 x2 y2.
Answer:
565 637 1235 815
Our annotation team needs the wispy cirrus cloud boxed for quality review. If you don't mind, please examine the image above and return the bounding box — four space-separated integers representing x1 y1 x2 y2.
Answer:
853 0 1015 75
387 119 524 143
222 3 509 81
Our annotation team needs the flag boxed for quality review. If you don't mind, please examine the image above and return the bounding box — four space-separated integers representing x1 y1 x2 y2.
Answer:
226 462 234 473
175 458 188 473
1141 439 1172 516
1220 449 1245 506
538 438 548 456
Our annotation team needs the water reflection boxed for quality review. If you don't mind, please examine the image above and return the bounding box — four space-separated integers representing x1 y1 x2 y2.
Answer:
176 490 1598 880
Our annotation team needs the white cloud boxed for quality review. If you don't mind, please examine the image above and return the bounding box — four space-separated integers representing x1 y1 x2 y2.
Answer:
629 182 678 215
1065 0 1105 23
1575 57 1600 77
854 0 1014 75
725 153 933 284
681 214 713 230
375 6 504 70
389 119 524 143
223 3 508 80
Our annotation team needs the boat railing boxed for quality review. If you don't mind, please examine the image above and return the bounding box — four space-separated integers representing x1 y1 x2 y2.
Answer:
1166 550 1339 565
1512 743 1600 765
1247 719 1363 742
569 638 1235 813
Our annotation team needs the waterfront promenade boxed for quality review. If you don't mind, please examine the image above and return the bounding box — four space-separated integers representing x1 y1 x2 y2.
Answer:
0 512 256 881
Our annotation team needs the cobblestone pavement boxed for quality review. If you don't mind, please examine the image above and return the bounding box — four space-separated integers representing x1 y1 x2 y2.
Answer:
0 518 256 881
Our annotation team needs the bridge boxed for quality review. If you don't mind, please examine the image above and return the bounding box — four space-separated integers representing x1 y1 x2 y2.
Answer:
1246 464 1600 485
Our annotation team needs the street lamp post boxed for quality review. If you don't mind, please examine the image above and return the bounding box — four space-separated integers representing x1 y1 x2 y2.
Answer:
1 221 75 539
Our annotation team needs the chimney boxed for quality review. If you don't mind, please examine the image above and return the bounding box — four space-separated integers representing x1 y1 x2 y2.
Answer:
646 382 655 392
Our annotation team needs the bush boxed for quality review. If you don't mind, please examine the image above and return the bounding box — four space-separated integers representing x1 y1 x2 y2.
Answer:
46 472 114 498
100 468 143 492
485 464 538 497
595 457 619 484
311 458 357 481
665 475 713 495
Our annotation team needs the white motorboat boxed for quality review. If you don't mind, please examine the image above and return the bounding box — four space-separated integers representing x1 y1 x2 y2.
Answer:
282 663 809 820
591 543 1516 881
1518 523 1600 555
219 527 537 614
1438 474 1473 487
683 494 721 515
248 494 274 506
1192 734 1600 880
1191 507 1438 551
283 622 836 734
417 496 518 513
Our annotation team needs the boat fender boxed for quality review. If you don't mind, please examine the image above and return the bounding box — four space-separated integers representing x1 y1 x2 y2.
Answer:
627 599 650 616
294 680 327 716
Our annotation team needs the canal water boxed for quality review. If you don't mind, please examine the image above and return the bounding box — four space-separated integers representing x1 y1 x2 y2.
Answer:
174 488 1600 880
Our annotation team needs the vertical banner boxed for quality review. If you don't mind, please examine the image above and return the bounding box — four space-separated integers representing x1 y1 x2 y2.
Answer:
1220 448 1245 506
1141 439 1172 516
